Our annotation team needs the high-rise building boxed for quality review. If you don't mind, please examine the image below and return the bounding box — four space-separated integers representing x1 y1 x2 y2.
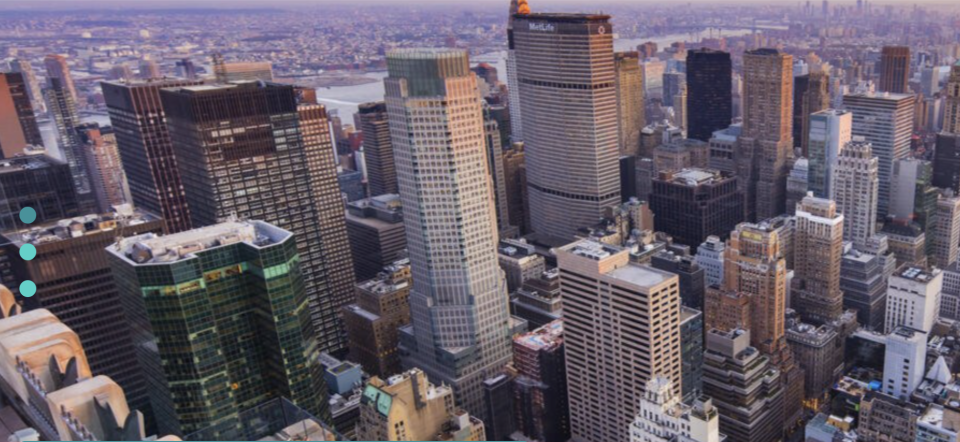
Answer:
885 267 942 333
737 48 794 221
358 102 397 196
343 259 411 378
45 77 95 212
890 158 936 223
842 91 914 219
511 268 563 329
687 49 732 142
642 59 666 100
557 240 681 442
831 137 879 249
2 208 163 431
794 73 832 156
707 124 740 175
786 318 843 406
879 46 911 94
483 373 517 442
723 221 805 433
211 55 273 83
10 58 45 114
356 368 487 441
696 235 726 287
882 326 927 400
160 81 356 354
175 58 198 79
785 158 809 216
615 51 643 156
933 133 960 192
702 328 785 442
498 238 546 293
506 0 530 142
483 107 517 238
680 307 705 401
138 59 161 80
663 71 686 108
791 196 845 325
102 79 204 234
704 286 751 334
76 123 131 212
384 49 513 422
932 194 960 269
108 221 328 438
841 246 894 331
513 13 620 239
43 54 78 103
858 391 923 442
502 142 529 234
916 404 960 442
807 109 852 199
944 62 960 134
345 194 407 281
881 220 928 269
512 320 569 442
649 168 742 250
629 377 723 442
0 153 79 232
652 249 707 311
0 72 43 157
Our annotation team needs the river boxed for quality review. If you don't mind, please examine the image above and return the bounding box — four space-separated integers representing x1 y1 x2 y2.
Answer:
314 28 762 118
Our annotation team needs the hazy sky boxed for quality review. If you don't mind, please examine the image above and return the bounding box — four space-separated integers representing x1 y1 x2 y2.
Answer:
0 0 952 5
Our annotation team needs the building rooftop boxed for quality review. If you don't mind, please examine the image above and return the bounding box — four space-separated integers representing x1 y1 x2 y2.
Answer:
567 240 621 261
0 153 66 175
111 220 290 265
897 267 939 283
658 168 730 186
609 264 673 288
7 205 159 246
515 12 611 22
514 319 563 351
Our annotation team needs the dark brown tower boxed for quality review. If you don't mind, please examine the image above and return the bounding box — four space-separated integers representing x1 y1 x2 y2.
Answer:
879 46 910 94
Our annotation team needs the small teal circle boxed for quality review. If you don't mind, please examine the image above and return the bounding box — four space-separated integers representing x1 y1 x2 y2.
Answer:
19 244 36 261
19 207 37 224
19 280 36 298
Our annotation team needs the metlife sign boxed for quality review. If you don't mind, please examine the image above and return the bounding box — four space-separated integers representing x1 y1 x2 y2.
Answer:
529 22 555 32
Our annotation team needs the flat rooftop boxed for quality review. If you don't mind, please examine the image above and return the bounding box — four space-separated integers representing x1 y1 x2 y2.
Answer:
514 12 611 22
897 267 938 283
111 220 290 265
608 263 673 288
514 320 563 351
7 206 159 246
0 153 65 175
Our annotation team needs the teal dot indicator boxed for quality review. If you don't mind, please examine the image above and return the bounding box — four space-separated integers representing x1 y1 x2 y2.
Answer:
19 207 36 224
20 244 36 261
19 280 36 298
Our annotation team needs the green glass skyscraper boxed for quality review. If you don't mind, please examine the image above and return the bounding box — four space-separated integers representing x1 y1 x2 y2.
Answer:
108 220 326 440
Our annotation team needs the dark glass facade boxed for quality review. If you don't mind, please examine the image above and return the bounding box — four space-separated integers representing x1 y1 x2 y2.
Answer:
109 222 326 440
357 102 396 196
160 82 355 354
649 170 743 249
102 79 204 234
933 133 960 193
686 49 732 142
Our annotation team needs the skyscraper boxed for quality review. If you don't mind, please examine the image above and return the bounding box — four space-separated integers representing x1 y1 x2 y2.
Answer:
615 51 643 156
648 168 743 250
791 196 845 325
10 58 45 114
0 153 79 231
879 46 911 94
831 138 879 249
933 133 960 192
931 194 960 269
737 48 794 221
102 79 203 234
723 221 805 433
358 102 397 196
211 54 273 83
557 240 681 442
3 209 163 432
702 328 785 442
345 194 407 281
512 320 569 442
882 326 927 400
160 81 356 353
842 91 914 219
513 13 620 239
629 377 723 442
76 123 131 212
506 0 530 142
794 73 832 157
884 267 942 334
45 76 96 212
108 221 328 439
686 49 732 143
0 72 42 157
342 260 412 378
944 62 960 134
841 245 894 331
484 107 516 238
43 54 78 103
384 49 513 422
807 109 852 198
